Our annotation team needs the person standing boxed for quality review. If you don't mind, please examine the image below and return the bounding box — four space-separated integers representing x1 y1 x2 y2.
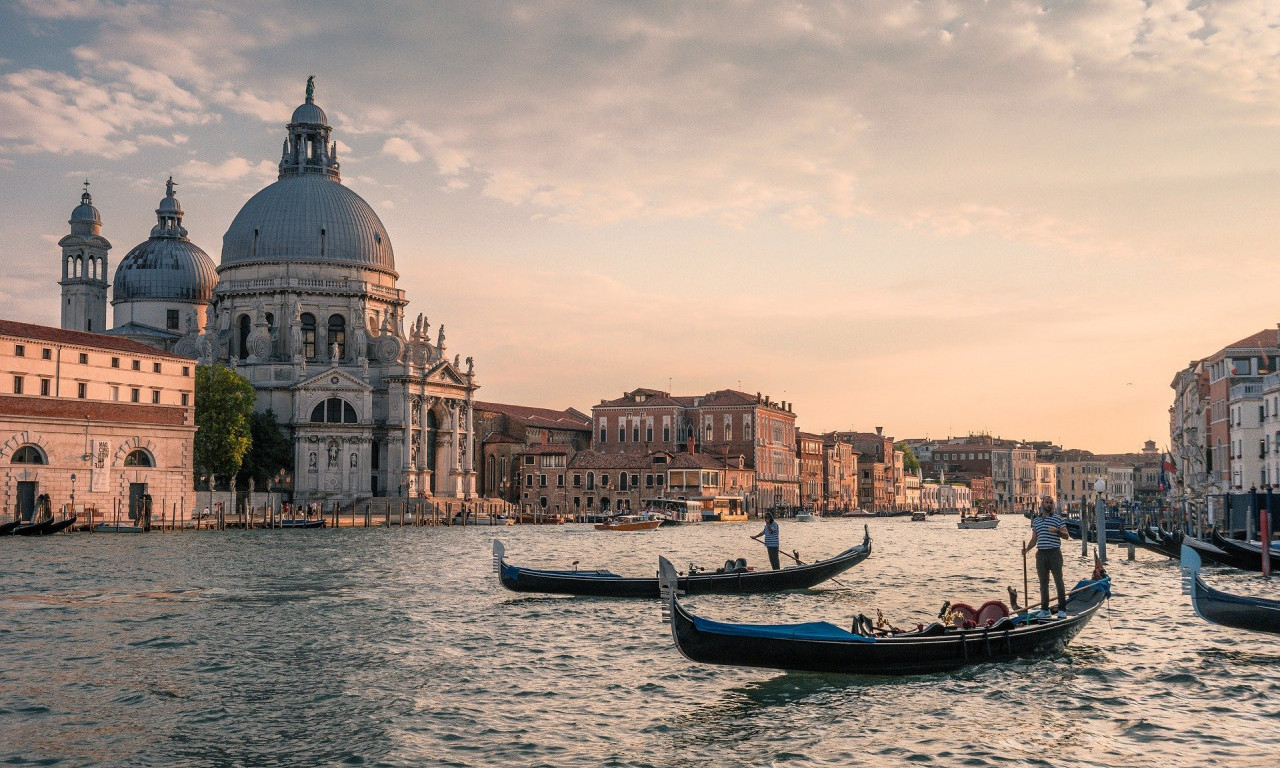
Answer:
752 511 781 570
1023 496 1070 618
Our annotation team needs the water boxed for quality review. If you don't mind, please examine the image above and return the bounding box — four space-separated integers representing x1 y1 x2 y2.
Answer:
2 517 1278 767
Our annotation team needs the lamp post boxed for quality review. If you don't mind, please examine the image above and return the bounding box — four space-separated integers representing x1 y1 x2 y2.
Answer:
69 473 76 521
1093 477 1107 562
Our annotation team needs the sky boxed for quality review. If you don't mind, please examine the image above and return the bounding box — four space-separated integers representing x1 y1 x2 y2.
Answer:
2 0 1278 454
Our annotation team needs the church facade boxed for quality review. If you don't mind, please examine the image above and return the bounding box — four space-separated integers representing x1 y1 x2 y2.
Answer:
58 80 479 505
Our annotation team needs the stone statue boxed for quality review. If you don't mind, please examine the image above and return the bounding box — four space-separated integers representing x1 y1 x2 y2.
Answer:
308 452 317 470
437 324 445 351
330 341 340 364
328 441 339 467
466 356 474 377
290 301 303 362
351 300 368 362
454 353 460 369
306 75 315 101
186 309 198 335
350 452 358 468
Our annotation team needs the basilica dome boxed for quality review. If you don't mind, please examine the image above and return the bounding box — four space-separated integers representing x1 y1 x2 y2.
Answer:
219 78 396 276
113 178 217 303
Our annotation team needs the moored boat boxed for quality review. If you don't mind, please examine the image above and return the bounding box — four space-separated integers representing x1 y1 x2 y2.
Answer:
1209 531 1280 573
1181 544 1280 634
494 525 872 597
910 511 927 521
92 521 146 533
657 556 1110 675
595 516 663 532
276 518 327 529
0 519 20 536
957 513 998 530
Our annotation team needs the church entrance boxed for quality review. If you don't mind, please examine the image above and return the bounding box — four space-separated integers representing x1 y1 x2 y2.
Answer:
129 483 148 521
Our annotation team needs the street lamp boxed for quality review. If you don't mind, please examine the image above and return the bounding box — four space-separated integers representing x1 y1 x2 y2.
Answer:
69 473 76 519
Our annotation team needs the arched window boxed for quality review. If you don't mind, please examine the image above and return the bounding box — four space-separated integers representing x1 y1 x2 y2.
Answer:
11 445 45 464
238 314 251 359
327 314 346 359
309 397 358 424
124 449 153 467
586 472 595 490
301 313 316 359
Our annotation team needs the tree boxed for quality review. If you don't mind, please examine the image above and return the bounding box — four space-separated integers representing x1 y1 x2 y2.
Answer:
238 409 292 491
896 442 921 475
194 364 255 487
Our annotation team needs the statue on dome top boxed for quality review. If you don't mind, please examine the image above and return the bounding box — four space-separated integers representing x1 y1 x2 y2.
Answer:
306 75 315 102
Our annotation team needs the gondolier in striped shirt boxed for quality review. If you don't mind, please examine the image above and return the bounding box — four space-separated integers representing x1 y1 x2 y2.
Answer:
1023 496 1070 618
752 512 781 570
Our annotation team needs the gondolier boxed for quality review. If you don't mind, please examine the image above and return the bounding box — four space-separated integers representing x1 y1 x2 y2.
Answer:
752 512 781 570
1023 496 1070 618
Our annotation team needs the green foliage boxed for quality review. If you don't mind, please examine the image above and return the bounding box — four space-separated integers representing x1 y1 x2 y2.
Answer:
896 442 921 474
194 364 255 485
238 409 293 491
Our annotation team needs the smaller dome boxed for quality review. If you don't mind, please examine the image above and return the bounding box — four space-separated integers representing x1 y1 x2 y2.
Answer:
113 239 217 302
70 184 100 225
291 101 328 126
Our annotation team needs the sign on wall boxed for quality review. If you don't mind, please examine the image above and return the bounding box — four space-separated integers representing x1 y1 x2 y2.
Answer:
90 439 110 492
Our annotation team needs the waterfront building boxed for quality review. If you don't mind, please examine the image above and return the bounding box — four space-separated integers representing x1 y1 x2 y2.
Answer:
904 473 921 511
591 387 799 511
0 319 195 523
1055 449 1107 512
797 432 824 510
991 444 1037 512
830 430 895 512
191 81 478 504
1262 373 1280 489
1169 360 1209 502
1189 329 1279 495
938 482 973 513
820 434 858 512
1036 461 1057 503
920 480 939 512
565 448 752 517
474 402 591 502
1227 380 1264 491
1106 463 1135 506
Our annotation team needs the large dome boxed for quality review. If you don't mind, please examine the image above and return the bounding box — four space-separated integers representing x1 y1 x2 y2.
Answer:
113 177 216 303
220 175 396 273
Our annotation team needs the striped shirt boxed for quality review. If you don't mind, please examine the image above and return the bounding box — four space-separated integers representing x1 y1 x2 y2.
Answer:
759 521 779 548
1031 514 1065 550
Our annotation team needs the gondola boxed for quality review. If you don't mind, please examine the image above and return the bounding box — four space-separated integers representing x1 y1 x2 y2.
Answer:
1208 531 1278 573
657 556 1111 675
1121 527 1181 560
493 525 871 597
1181 545 1280 634
276 518 327 529
1065 517 1127 543
0 519 20 536
13 517 56 536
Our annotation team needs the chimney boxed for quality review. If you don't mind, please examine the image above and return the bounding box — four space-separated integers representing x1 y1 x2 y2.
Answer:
875 426 883 436
686 436 696 454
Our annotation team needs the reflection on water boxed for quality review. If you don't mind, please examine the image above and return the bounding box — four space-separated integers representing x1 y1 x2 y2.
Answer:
2 518 1279 766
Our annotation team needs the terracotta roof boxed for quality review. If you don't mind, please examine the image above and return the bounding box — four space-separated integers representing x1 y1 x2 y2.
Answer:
569 450 669 470
595 388 691 408
473 401 591 432
482 433 522 445
0 394 191 426
0 319 194 361
697 389 762 407
1215 329 1280 358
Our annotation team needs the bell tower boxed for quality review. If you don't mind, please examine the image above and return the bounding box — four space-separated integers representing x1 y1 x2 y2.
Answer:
58 180 111 333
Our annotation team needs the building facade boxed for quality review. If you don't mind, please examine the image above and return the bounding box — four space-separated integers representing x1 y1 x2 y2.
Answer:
0 320 195 523
474 402 592 502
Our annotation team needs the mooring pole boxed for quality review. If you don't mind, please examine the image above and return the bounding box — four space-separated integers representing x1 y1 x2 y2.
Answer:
1260 486 1271 578
1094 479 1107 563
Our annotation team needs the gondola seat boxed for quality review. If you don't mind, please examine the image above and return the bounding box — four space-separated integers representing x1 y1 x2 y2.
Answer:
976 600 1010 625
949 602 979 627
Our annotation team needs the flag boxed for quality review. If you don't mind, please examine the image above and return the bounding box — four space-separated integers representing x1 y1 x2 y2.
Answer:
1159 453 1176 492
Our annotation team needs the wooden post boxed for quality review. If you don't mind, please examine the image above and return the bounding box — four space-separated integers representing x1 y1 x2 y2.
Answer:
399 501 404 527
1259 487 1270 578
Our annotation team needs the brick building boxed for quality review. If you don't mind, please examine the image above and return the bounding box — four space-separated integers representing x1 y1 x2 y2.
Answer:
473 401 591 502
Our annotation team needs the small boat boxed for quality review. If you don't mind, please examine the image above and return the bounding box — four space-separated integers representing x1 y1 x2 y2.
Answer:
658 556 1110 675
92 521 146 533
910 511 927 521
0 519 20 536
276 518 327 529
595 516 663 532
14 514 76 536
1066 517 1128 543
494 526 872 598
1209 532 1280 573
957 513 998 530
794 512 817 523
1181 544 1280 634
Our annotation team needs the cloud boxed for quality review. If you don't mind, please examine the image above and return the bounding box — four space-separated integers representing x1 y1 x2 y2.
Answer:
174 156 276 188
381 137 421 164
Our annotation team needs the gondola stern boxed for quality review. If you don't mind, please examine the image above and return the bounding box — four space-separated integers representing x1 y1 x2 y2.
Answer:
492 540 505 574
1180 544 1201 597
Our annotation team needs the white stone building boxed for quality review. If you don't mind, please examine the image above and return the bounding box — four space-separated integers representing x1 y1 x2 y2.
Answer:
191 80 478 504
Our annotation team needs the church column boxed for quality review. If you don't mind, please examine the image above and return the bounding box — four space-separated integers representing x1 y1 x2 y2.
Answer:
420 395 434 495
463 399 477 498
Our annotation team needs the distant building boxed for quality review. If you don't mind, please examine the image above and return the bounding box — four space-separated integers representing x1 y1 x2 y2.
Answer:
0 320 195 524
830 429 895 512
821 434 858 512
797 432 824 510
473 401 591 502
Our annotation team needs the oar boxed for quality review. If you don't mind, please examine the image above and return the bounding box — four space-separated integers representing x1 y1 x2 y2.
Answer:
1022 539 1030 613
1008 580 1102 618
765 542 853 588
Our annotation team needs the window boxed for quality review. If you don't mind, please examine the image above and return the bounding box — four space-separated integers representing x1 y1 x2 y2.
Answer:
327 314 346 359
78 353 88 364
111 357 120 368
153 362 162 373
238 315 250 360
539 474 547 487
573 474 582 487
166 309 180 330
308 397 358 424
524 456 534 465
656 475 665 487
77 382 87 398
632 425 640 442
11 446 44 464
41 349 50 360
525 474 533 487
587 472 595 490
619 474 628 490
663 425 670 442
14 345 23 357
132 360 141 371
131 388 140 402
646 425 653 442
152 390 161 404
110 386 119 401
645 474 654 487
619 426 626 443
557 474 564 487
181 393 189 406
124 449 153 467
182 366 190 377
12 376 21 395
599 425 607 443
300 313 317 359
39 379 49 397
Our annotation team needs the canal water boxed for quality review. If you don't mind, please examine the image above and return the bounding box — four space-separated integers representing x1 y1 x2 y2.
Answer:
2 517 1278 767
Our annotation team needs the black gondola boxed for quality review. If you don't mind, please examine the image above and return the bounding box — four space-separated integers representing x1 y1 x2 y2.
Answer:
493 525 871 597
1065 517 1127 543
276 518 327 529
13 517 55 536
1209 531 1280 573
1181 545 1280 635
1121 526 1183 560
657 555 1110 675
0 519 20 536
